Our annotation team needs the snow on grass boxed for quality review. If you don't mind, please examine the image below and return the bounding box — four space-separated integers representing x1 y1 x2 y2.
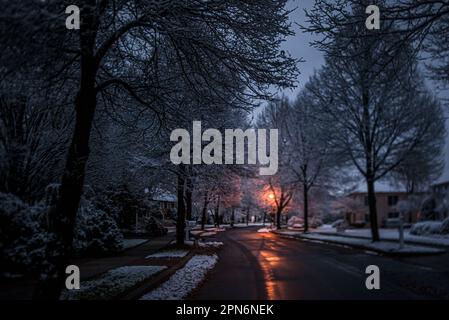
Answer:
200 231 217 237
61 265 166 300
282 232 445 254
410 221 443 236
234 222 266 227
146 249 189 259
123 239 148 250
183 240 224 248
198 241 223 248
140 254 218 300
315 226 449 247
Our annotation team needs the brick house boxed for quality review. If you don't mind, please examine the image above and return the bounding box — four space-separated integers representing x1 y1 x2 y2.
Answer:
344 182 419 227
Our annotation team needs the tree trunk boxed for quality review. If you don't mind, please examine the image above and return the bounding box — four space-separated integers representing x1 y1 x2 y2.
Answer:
33 46 98 299
303 185 309 233
185 176 192 221
276 207 281 229
230 208 235 227
367 178 380 242
176 165 186 245
215 195 220 228
201 192 208 231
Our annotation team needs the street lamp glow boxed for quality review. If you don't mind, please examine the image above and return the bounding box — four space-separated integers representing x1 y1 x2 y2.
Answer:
268 193 275 200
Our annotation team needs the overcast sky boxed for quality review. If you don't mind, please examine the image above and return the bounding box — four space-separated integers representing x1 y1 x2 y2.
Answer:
281 0 322 100
275 0 449 184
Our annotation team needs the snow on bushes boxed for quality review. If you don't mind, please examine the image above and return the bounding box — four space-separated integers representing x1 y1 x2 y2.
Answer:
410 218 449 236
287 215 323 228
440 218 449 235
287 216 303 228
73 198 124 255
0 193 54 276
0 192 124 277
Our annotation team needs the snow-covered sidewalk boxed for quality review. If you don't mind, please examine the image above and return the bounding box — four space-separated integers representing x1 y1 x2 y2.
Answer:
140 254 218 300
315 226 449 247
275 230 445 256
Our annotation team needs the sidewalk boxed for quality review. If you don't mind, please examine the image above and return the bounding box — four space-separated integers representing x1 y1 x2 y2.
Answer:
316 227 449 248
273 229 446 256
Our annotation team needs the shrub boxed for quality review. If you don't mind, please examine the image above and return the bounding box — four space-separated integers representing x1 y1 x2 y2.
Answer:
0 193 54 277
1 192 124 277
73 198 124 256
439 217 449 235
142 215 167 237
410 221 442 236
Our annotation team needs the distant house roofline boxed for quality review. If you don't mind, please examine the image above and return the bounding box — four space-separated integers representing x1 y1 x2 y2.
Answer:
344 180 408 196
432 180 449 187
148 187 177 202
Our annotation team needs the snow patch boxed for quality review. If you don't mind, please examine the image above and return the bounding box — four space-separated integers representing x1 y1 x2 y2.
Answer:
410 220 448 236
140 254 218 300
184 240 224 248
198 241 223 248
146 249 189 259
283 232 444 254
316 226 449 247
61 265 166 300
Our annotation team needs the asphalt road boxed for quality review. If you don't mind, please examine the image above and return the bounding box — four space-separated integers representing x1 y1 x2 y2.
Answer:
193 227 449 300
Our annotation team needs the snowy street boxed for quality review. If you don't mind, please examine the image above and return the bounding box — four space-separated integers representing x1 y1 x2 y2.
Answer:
193 227 449 299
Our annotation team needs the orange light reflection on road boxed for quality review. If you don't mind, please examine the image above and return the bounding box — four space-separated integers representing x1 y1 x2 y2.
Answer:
257 232 282 300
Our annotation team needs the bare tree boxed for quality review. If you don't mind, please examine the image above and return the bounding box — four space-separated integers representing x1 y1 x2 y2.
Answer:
285 92 333 232
1 0 298 299
303 0 449 87
257 98 295 228
301 16 445 241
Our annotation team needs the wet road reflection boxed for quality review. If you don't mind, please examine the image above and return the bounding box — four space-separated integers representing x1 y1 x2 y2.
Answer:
194 227 445 300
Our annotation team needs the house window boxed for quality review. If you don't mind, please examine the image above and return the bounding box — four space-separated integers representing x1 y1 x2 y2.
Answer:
388 212 399 219
388 195 398 207
364 196 369 206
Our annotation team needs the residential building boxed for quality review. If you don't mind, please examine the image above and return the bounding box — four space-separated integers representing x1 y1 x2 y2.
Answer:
344 181 419 227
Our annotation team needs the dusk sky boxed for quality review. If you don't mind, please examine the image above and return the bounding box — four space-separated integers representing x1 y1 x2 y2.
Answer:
279 0 449 184
282 0 323 100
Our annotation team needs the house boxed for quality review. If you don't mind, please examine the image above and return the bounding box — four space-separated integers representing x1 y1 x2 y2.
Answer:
147 188 177 220
343 181 419 227
432 180 449 195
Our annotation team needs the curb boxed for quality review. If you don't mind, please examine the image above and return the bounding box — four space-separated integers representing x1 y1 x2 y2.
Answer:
314 231 449 250
272 231 446 257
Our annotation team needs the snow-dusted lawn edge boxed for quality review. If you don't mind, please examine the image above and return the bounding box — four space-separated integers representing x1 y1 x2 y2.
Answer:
274 231 445 256
140 254 218 300
61 265 167 300
146 249 189 259
315 227 449 247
